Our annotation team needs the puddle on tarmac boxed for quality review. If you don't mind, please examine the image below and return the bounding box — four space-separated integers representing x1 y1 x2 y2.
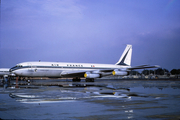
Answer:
0 79 180 119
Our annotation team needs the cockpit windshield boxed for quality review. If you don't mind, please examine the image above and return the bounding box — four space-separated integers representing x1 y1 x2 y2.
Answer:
9 65 23 72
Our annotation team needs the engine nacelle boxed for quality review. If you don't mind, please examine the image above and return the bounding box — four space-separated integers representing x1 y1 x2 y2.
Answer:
84 73 100 78
112 71 128 76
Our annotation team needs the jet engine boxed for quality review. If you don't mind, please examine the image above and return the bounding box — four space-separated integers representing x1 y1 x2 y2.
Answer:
84 72 100 78
112 70 128 76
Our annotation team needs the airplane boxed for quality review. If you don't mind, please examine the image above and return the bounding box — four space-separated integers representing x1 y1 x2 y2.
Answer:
0 68 11 83
9 44 159 82
0 68 10 77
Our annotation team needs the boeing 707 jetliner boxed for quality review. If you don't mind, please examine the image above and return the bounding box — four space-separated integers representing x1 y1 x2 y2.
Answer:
0 68 10 77
10 45 159 82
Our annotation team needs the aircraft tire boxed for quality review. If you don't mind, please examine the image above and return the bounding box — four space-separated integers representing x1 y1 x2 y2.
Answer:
72 77 81 82
85 78 94 82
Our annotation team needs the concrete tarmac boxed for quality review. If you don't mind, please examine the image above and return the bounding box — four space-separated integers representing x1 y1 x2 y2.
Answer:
0 79 180 119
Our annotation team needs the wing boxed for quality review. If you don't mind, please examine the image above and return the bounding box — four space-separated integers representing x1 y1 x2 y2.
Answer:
112 65 160 76
60 69 115 78
60 65 160 78
60 70 86 78
127 65 160 71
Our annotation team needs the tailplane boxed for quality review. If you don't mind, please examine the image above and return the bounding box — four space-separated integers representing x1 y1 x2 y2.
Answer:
116 44 132 66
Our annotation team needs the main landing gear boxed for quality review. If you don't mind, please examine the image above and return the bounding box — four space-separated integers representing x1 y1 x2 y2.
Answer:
72 77 81 82
85 78 94 82
72 77 94 82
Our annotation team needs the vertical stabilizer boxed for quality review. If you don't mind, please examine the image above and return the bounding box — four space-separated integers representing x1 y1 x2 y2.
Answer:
116 44 132 66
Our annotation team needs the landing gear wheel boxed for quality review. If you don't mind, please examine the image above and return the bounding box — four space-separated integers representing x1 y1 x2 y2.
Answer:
72 77 81 82
85 78 94 82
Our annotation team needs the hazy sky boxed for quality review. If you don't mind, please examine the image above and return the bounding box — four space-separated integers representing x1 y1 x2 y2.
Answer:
1 0 180 70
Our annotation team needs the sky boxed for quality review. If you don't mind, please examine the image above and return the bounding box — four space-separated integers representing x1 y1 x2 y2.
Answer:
0 0 180 71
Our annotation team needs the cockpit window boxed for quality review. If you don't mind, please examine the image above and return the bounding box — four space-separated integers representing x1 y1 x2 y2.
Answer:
10 65 23 72
15 65 23 67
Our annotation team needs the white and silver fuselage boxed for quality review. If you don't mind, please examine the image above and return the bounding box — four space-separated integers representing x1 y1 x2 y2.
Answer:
10 62 129 78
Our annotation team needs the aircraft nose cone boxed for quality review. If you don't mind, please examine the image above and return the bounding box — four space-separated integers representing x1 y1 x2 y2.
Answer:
12 70 19 75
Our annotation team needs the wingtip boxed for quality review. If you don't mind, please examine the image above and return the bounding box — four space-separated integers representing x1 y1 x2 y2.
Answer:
154 65 160 68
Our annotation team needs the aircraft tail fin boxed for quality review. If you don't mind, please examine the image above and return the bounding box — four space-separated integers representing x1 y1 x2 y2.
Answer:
116 44 132 66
